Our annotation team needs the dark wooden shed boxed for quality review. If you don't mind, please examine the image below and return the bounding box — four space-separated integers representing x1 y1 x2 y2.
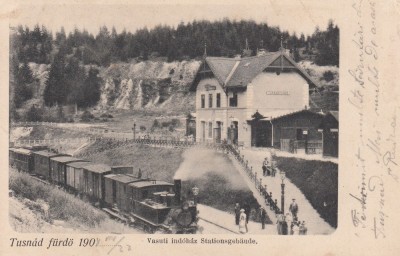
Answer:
249 109 324 154
320 111 339 157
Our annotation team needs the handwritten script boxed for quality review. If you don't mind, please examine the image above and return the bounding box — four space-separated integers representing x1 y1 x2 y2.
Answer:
348 0 398 239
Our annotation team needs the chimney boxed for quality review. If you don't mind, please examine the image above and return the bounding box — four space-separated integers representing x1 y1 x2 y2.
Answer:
174 179 181 204
257 49 267 56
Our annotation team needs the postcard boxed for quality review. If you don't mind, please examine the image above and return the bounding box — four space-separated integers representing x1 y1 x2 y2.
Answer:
0 0 399 255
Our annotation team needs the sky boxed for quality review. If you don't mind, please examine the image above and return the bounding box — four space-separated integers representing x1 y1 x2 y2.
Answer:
8 0 339 36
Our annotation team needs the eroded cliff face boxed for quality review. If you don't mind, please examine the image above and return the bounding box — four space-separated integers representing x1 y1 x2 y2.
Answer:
97 60 201 111
27 60 201 114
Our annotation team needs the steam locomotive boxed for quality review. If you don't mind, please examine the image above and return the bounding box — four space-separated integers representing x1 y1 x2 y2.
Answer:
9 146 198 234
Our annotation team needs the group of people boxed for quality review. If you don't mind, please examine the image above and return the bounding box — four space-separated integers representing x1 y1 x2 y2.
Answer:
234 202 251 234
276 198 307 235
233 199 307 235
277 213 308 235
262 156 276 177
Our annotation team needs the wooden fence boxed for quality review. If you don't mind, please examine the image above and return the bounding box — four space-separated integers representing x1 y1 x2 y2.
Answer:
12 137 97 146
281 139 323 155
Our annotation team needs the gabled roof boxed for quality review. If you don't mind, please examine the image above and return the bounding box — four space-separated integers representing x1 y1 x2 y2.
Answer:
224 52 280 87
200 50 319 90
205 57 238 85
249 109 324 121
271 109 324 121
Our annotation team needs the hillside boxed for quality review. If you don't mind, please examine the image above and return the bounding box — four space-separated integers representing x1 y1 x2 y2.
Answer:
9 169 143 233
98 60 201 111
25 60 201 115
20 59 337 119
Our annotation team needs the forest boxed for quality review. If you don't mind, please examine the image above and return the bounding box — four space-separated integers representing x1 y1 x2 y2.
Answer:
10 19 339 112
11 19 339 66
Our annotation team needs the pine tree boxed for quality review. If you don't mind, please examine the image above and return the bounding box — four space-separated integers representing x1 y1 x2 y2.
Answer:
44 52 66 106
26 105 42 121
65 57 86 106
83 67 101 107
13 62 34 108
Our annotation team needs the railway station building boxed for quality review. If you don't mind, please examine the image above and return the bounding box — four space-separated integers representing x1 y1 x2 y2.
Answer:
192 48 324 150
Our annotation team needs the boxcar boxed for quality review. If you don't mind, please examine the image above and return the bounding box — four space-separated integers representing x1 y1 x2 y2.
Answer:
65 161 92 192
33 150 69 180
104 174 141 212
11 148 34 172
82 164 112 201
50 156 88 185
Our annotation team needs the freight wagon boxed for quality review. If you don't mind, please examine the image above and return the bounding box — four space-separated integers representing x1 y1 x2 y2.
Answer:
65 161 92 192
9 147 198 234
82 163 112 202
10 148 34 172
50 156 88 185
33 150 69 180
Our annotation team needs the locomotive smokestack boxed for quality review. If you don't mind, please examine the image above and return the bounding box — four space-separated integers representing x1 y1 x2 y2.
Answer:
174 179 181 204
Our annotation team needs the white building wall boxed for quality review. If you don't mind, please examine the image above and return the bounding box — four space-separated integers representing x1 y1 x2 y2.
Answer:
249 72 309 114
196 78 228 142
195 71 310 147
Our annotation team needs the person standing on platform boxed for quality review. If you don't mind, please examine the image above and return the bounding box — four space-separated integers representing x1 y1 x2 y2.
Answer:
289 198 299 221
262 157 268 176
276 211 285 235
285 213 293 234
271 160 277 177
292 221 300 235
234 203 241 225
244 203 251 223
239 209 248 234
299 221 308 235
260 207 267 229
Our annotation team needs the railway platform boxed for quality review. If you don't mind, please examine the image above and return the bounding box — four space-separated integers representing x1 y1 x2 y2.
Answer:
241 148 335 235
197 204 277 235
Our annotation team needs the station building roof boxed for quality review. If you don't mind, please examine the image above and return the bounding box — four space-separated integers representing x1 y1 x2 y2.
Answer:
194 50 318 91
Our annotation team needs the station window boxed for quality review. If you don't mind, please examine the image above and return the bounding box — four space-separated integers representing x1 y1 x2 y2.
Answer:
201 94 205 108
208 94 213 108
216 93 221 108
229 93 238 107
208 122 213 138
